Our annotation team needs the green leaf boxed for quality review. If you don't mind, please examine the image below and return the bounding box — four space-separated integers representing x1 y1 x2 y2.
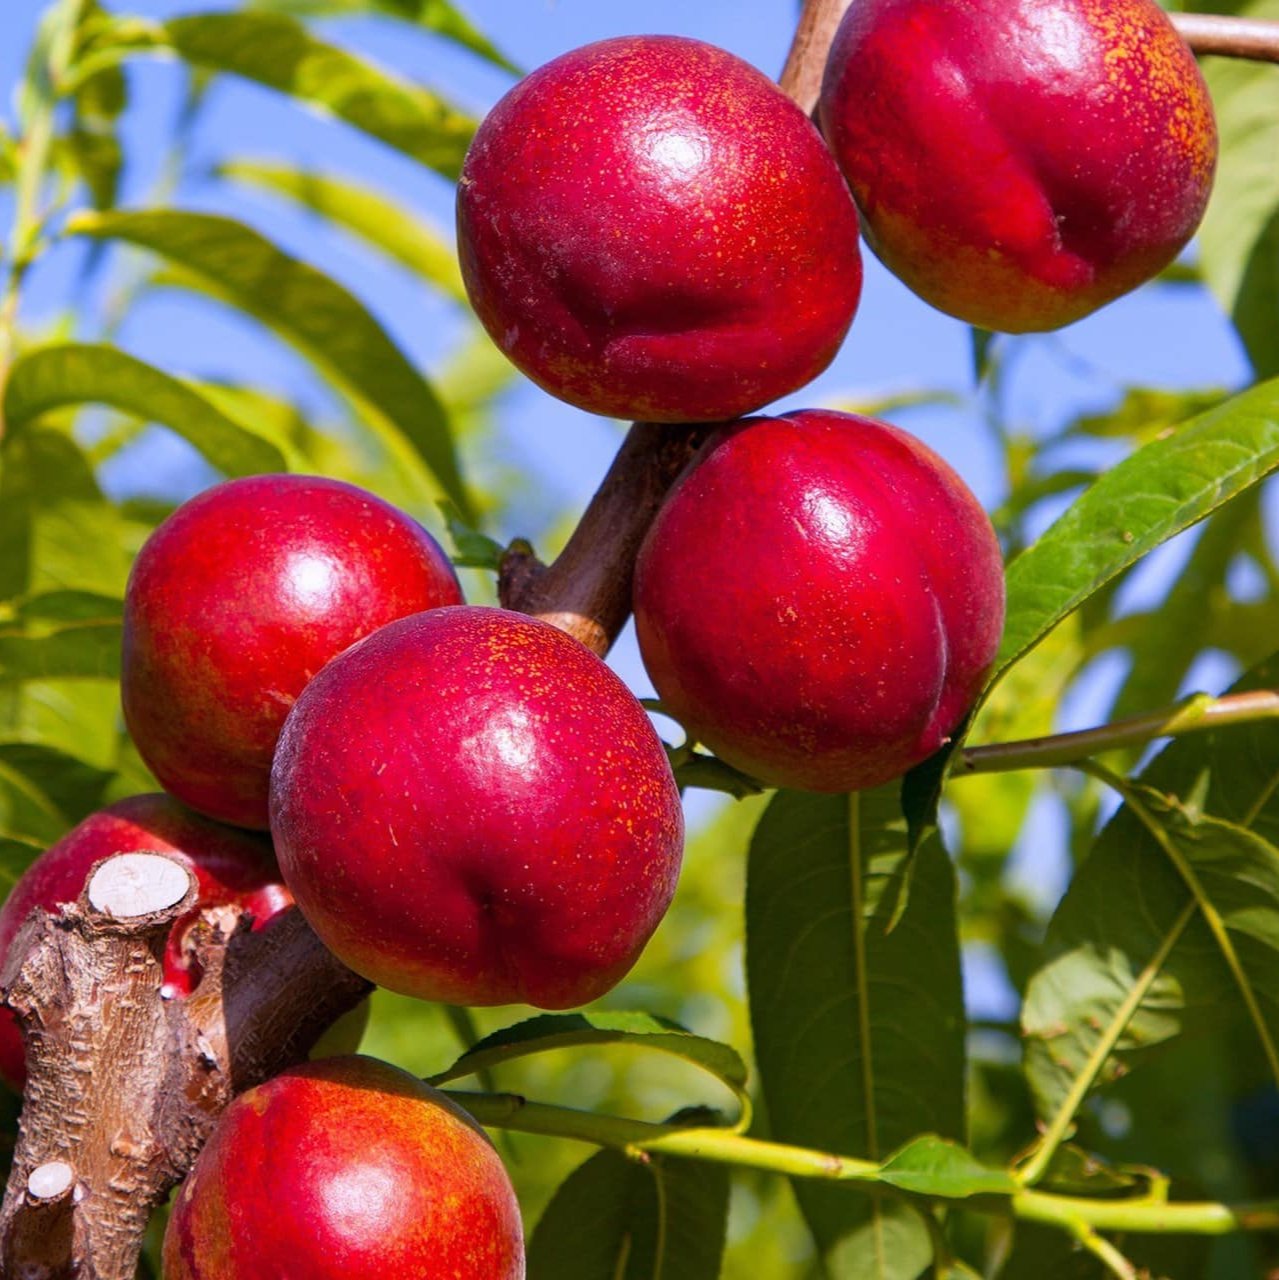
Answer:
248 0 519 75
429 1011 748 1106
1198 0 1279 376
69 209 474 517
999 1221 1206 1280
217 160 467 300
746 787 965 1278
68 4 127 213
0 743 114 825
950 617 1084 870
1107 493 1262 724
1023 652 1279 1126
0 427 127 600
970 327 995 383
993 376 1279 689
527 1145 729 1280
1057 385 1228 446
438 499 503 571
0 836 41 896
13 590 123 625
875 1135 1018 1198
1034 1144 1140 1196
87 12 476 180
0 129 16 184
4 343 289 477
0 623 121 682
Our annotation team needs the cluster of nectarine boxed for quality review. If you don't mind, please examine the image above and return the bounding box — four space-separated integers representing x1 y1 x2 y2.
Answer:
3 0 1220 1271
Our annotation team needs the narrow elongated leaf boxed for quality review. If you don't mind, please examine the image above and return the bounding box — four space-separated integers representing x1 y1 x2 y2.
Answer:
430 1011 748 1106
0 623 121 682
218 160 467 299
1023 653 1279 1124
1198 0 1279 377
0 427 127 600
875 1136 1018 1198
13 590 122 625
249 0 518 74
746 787 965 1278
87 12 476 179
0 837 41 896
0 743 114 825
69 209 473 516
1107 493 1261 723
993 377 1279 687
1057 385 1227 446
4 343 288 476
527 1146 729 1280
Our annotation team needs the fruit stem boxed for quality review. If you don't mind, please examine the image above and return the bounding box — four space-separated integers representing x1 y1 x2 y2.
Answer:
1173 13 1279 63
500 422 714 655
449 1089 1279 1236
954 689 1279 776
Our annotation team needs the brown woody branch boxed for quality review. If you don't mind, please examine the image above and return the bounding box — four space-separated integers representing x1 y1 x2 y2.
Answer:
0 853 370 1280
499 423 714 654
1173 13 1279 64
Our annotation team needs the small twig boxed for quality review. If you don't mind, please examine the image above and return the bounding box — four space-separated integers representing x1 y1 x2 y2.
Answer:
1173 13 1279 63
1 852 198 1280
956 690 1279 776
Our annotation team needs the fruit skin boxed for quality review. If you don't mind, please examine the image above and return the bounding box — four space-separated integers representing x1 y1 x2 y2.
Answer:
633 410 1005 793
270 605 684 1008
162 1055 525 1280
457 34 863 423
122 474 462 830
819 0 1217 332
0 794 288 1091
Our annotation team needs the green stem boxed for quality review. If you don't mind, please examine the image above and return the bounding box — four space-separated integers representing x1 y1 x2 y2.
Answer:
956 690 1279 777
0 0 86 403
447 1091 1279 1236
1063 1220 1138 1280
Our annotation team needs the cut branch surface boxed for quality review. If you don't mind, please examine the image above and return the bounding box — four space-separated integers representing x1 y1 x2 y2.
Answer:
86 850 193 917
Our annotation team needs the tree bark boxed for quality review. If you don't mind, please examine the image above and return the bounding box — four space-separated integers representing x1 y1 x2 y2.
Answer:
0 853 370 1280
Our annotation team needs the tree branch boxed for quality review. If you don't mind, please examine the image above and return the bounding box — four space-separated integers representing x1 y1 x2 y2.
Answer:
955 689 1279 776
499 424 714 654
0 853 370 1280
1172 13 1279 63
778 0 852 113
